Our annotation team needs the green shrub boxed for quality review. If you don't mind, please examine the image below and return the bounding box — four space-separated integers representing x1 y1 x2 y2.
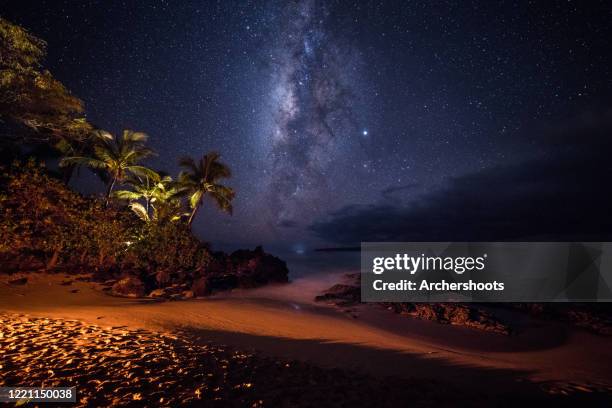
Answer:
0 160 210 280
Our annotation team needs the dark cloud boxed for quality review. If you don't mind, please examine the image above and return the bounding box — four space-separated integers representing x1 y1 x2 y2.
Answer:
380 183 419 204
310 111 612 244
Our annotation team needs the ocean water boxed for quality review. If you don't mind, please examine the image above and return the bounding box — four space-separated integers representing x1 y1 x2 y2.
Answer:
274 249 360 279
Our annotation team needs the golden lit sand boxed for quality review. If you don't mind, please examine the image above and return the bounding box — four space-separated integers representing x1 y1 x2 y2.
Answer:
1 273 612 405
0 313 460 407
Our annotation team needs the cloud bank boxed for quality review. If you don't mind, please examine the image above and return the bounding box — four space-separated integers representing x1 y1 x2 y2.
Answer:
311 111 612 243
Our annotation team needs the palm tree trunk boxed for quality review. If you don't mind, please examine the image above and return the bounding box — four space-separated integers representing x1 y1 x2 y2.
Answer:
187 204 200 227
105 176 117 207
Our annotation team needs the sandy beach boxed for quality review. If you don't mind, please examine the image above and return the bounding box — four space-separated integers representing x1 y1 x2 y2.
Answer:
2 272 612 405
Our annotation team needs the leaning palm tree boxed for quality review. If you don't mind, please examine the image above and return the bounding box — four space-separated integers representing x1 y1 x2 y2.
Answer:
60 129 156 205
178 152 235 227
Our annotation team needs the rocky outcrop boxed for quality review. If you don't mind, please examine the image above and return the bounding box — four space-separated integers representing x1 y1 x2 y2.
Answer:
228 246 289 288
382 303 510 335
8 277 28 285
315 274 510 335
110 246 291 300
146 283 191 299
315 284 360 305
188 246 289 296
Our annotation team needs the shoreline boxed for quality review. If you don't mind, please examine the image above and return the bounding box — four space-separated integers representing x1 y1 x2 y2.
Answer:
2 272 612 399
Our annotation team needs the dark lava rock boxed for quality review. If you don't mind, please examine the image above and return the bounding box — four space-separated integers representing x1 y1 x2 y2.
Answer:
195 246 289 294
111 276 145 298
383 303 511 335
315 284 360 306
229 246 289 288
8 277 28 285
315 274 511 335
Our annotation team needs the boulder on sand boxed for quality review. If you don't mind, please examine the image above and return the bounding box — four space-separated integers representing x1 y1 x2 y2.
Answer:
315 284 360 305
148 288 168 299
111 277 145 298
8 277 28 285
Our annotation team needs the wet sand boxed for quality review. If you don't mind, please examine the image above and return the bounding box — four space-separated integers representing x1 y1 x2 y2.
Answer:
1 273 612 403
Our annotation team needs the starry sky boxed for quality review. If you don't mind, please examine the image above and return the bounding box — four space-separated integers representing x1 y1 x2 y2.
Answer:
3 1 612 252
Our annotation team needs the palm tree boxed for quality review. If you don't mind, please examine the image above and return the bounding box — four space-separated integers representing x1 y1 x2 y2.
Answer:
113 170 165 215
60 129 156 205
114 172 187 223
178 152 235 227
147 183 188 223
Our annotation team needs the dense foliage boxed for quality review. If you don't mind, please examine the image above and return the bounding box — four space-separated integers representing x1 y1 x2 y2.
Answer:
0 17 91 153
0 160 211 278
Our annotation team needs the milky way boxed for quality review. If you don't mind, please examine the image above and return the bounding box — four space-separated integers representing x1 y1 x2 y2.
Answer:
262 0 362 233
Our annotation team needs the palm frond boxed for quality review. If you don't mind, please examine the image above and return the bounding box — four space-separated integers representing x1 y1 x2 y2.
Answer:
94 129 114 141
189 190 204 209
123 129 149 143
93 145 116 163
112 190 142 201
127 165 159 180
123 147 156 163
129 202 150 222
60 156 107 169
209 185 235 214
54 138 74 155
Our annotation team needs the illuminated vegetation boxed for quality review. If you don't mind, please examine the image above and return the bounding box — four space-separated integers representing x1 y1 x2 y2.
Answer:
0 160 211 276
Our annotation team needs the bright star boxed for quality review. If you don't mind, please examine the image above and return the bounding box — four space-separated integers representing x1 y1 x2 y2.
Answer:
362 130 368 136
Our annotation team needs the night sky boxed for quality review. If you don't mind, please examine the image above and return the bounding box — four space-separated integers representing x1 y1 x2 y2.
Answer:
3 1 612 251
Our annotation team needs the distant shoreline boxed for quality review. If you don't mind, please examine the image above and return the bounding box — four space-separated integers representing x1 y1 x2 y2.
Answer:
314 247 360 252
